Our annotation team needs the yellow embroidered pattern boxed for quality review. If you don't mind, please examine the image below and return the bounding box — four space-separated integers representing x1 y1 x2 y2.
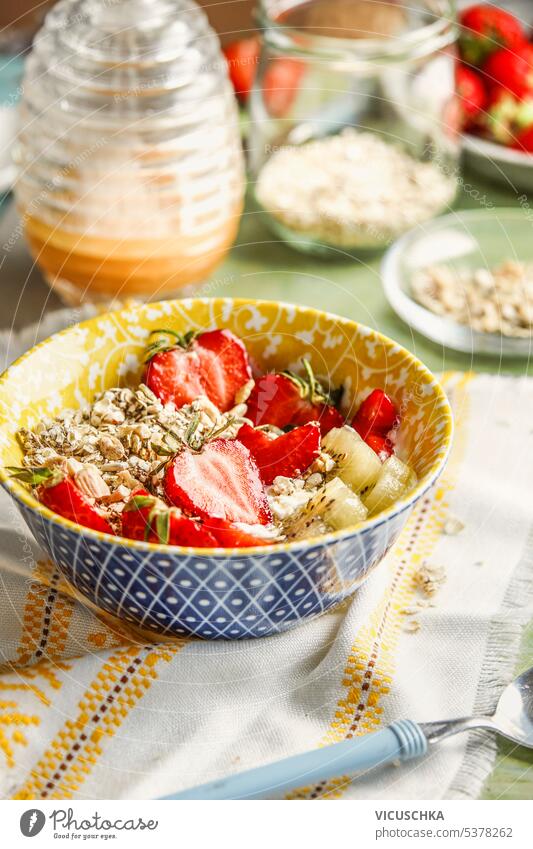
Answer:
13 641 185 800
288 373 472 799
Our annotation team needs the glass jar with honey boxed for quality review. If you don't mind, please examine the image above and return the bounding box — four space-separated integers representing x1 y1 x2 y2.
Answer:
15 0 244 305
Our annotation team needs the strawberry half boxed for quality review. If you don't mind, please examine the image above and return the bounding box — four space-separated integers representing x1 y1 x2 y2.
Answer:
365 433 394 458
144 328 252 412
204 517 273 548
237 422 320 485
352 389 398 440
245 361 344 436
122 489 220 547
164 438 272 525
8 466 114 535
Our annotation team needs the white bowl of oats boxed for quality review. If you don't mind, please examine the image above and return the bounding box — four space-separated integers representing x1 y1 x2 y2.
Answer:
382 207 533 358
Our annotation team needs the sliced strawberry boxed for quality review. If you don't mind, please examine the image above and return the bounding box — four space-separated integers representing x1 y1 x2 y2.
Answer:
167 514 219 547
144 328 252 413
37 474 114 534
204 517 273 548
237 422 320 485
164 438 271 525
318 404 345 435
122 489 220 547
121 489 162 541
365 433 394 458
246 363 344 436
352 389 398 439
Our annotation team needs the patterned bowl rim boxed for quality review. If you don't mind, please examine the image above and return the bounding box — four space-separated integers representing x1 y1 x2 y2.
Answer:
0 297 454 557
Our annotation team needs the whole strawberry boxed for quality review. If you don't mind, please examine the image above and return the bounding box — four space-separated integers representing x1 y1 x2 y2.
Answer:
483 43 533 99
456 64 487 130
459 4 526 67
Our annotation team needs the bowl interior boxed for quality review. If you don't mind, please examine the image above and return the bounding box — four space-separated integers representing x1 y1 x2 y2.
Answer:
0 298 452 541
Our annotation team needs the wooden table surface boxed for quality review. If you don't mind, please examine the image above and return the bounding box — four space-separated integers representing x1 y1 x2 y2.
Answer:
0 168 532 800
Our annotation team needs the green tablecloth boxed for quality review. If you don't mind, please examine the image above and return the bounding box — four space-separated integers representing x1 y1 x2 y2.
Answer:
213 173 533 800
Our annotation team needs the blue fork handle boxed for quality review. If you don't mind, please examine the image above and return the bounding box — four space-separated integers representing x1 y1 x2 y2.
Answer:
160 719 427 800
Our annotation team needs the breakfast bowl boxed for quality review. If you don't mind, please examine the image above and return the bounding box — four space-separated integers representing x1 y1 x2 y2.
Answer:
0 298 452 639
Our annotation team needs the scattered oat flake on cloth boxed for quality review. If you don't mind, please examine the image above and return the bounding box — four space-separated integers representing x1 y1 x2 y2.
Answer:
0 317 532 801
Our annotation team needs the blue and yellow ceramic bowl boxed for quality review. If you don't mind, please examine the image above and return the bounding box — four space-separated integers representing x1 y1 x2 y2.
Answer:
0 299 453 639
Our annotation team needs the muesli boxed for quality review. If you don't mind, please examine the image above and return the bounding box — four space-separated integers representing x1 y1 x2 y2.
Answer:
10 328 416 547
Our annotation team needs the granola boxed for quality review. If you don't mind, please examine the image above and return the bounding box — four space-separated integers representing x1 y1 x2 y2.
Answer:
412 260 533 338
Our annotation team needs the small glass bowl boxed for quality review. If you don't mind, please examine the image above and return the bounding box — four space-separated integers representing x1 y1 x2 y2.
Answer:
381 208 533 358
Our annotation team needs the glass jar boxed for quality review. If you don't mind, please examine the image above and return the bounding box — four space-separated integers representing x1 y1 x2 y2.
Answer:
249 0 459 257
14 0 244 306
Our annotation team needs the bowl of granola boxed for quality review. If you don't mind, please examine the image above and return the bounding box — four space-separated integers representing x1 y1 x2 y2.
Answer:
0 298 452 639
382 207 533 357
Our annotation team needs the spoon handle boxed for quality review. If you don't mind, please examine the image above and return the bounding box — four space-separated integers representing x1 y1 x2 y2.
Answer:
160 719 427 800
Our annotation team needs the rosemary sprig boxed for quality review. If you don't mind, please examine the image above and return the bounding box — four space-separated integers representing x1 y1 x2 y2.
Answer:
280 358 334 406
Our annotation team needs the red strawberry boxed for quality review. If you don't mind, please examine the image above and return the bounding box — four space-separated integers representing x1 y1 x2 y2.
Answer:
164 438 271 525
513 125 533 152
167 514 219 547
204 517 273 548
223 37 304 115
121 489 164 541
122 489 220 547
365 433 394 458
262 56 305 118
144 328 252 413
483 43 533 99
237 422 320 485
459 5 526 67
246 363 344 436
352 389 398 440
9 466 116 535
456 65 487 130
223 37 260 101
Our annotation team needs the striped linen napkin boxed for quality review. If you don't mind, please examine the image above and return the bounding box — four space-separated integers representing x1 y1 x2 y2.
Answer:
0 315 532 800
